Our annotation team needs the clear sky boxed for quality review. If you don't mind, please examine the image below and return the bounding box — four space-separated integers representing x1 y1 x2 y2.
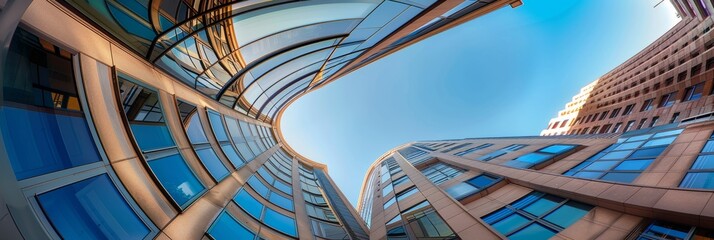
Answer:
280 1 681 207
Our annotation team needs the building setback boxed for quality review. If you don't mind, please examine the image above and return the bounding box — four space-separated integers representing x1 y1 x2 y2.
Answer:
358 1 714 240
0 0 523 239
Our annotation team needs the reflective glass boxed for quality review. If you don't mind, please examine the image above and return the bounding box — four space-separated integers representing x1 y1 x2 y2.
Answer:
691 155 714 170
384 196 396 209
130 124 175 151
232 2 376 45
614 141 643 150
601 172 639 183
642 136 677 147
445 182 478 200
629 146 667 158
37 174 150 239
195 147 230 181
207 212 256 240
0 107 101 180
220 144 245 168
185 113 208 143
614 159 654 171
539 145 575 154
492 214 529 235
642 221 690 239
148 154 205 207
207 111 229 141
508 223 556 240
543 201 592 228
263 208 297 237
467 175 499 188
234 189 263 219
600 150 633 160
523 195 562 217
573 171 603 179
269 193 294 211
583 161 618 171
514 153 552 164
680 172 714 189
248 176 270 197
397 187 419 201
382 182 394 196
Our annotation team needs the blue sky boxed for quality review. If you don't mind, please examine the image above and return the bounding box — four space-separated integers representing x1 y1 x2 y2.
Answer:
280 1 680 207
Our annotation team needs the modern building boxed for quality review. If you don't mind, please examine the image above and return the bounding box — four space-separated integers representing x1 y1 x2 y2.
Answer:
357 1 714 240
0 0 524 240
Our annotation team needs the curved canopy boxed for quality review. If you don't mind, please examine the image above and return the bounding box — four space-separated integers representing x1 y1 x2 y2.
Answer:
63 0 497 122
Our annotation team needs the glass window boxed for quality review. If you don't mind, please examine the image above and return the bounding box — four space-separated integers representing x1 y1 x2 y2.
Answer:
681 133 714 189
482 192 592 238
384 196 396 209
2 29 104 180
637 221 714 240
396 187 419 201
269 192 294 211
446 174 502 200
454 143 493 156
566 128 681 183
234 189 263 219
207 211 256 240
445 182 479 200
542 201 592 228
207 111 229 142
394 201 456 238
478 144 527 161
263 208 297 237
508 223 556 240
503 144 578 169
195 147 230 181
36 174 150 239
148 154 205 207
420 162 464 184
116 73 206 209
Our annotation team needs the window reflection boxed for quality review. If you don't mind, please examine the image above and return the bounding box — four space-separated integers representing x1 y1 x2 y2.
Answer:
116 73 205 209
1 27 101 180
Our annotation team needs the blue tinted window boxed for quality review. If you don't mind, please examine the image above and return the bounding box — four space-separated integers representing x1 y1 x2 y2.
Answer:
522 195 562 217
509 223 556 240
264 208 297 237
273 180 293 195
614 159 654 171
680 172 714 189
467 174 499 188
600 172 639 183
130 124 175 151
248 176 270 197
195 147 229 181
269 193 294 211
1 28 102 180
491 214 529 234
207 212 256 240
567 129 681 183
220 144 246 168
539 145 575 154
37 174 150 239
0 107 101 180
691 155 714 169
445 183 478 200
482 192 591 238
148 154 205 207
383 196 396 209
630 146 667 158
234 189 263 219
543 201 592 228
185 113 208 143
207 111 229 141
